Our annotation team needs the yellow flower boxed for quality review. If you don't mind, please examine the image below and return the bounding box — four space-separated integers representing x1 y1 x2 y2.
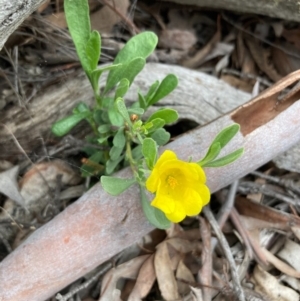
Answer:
146 150 210 223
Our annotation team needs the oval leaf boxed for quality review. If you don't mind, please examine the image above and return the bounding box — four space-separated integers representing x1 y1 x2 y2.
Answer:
52 111 90 137
211 123 240 149
140 187 171 229
147 108 178 125
101 176 136 195
142 138 157 169
147 74 178 106
202 148 244 167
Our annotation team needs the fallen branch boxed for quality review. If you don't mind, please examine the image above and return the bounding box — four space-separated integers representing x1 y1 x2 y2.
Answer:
1 70 300 300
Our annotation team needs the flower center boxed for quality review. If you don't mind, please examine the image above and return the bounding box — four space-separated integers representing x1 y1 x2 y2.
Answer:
167 175 178 189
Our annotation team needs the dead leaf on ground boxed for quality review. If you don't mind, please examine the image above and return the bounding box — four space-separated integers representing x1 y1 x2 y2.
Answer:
0 166 24 207
252 265 299 301
154 242 180 301
100 255 150 301
127 254 156 301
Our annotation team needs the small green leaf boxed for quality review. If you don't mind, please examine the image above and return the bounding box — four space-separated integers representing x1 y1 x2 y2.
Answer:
146 118 166 133
138 92 147 109
140 187 171 229
73 102 89 113
147 74 178 106
85 30 101 72
52 111 90 137
113 128 126 148
147 109 179 125
142 138 157 169
108 106 124 126
81 152 104 177
90 63 122 92
202 148 244 167
98 124 111 134
131 145 143 160
105 58 145 93
145 80 159 102
150 128 170 145
115 78 130 99
128 107 144 115
116 98 131 124
101 176 136 195
114 31 158 65
109 146 124 161
197 142 221 166
64 0 91 74
211 124 240 149
106 155 124 174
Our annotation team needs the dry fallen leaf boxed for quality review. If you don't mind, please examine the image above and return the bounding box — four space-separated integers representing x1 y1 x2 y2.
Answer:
154 242 180 301
100 255 150 301
127 254 156 301
252 265 299 301
0 166 24 207
176 259 195 295
277 239 300 272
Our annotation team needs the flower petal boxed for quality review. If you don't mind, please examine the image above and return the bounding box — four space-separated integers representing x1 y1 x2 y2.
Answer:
195 184 210 206
183 189 203 216
151 193 175 214
146 169 159 193
165 201 186 222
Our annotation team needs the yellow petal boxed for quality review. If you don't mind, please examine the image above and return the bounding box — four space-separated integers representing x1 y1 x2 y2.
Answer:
151 193 175 214
165 201 186 222
183 189 203 216
189 163 206 182
195 184 210 206
146 169 159 193
155 150 177 171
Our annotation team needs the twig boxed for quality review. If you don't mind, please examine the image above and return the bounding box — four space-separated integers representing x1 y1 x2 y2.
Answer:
238 181 299 206
55 261 112 301
217 180 239 228
203 206 246 301
251 170 300 195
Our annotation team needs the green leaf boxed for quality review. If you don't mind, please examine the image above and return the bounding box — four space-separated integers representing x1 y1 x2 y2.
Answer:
105 57 145 93
106 155 124 174
64 0 91 74
115 78 130 99
90 63 122 92
98 124 111 134
147 108 179 125
145 118 165 133
114 31 158 65
142 138 157 169
105 32 157 92
138 92 147 109
150 128 170 145
81 152 104 177
101 176 136 196
109 146 124 161
140 187 171 229
147 74 178 106
131 145 143 160
128 107 144 115
145 80 159 102
108 106 124 126
202 148 244 167
116 98 131 124
197 142 221 166
52 111 90 137
210 124 240 149
85 30 101 72
113 128 126 148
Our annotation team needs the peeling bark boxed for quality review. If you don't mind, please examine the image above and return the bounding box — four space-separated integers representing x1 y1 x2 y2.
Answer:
0 0 46 50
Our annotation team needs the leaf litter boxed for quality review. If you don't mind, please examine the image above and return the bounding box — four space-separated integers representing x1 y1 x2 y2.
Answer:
2 0 300 300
